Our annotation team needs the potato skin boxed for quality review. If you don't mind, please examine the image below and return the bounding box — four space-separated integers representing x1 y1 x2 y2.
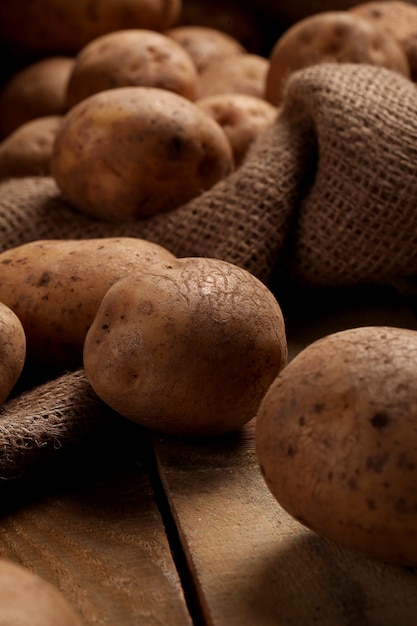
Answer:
83 257 287 437
196 53 270 100
0 0 181 57
66 29 199 109
52 86 234 220
0 237 175 371
0 558 82 626
256 326 417 566
0 301 26 405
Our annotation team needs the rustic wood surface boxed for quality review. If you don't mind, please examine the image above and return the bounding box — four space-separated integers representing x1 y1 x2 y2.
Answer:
1 284 417 624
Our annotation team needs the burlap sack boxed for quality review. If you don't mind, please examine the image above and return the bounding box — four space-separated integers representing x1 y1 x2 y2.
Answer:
1 61 417 477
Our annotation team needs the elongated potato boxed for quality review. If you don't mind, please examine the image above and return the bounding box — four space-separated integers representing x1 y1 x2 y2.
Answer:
0 558 82 626
83 257 287 437
256 326 417 566
0 237 175 370
0 301 26 405
52 86 234 220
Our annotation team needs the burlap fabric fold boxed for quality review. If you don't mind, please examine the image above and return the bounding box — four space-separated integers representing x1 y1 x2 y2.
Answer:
1 62 417 478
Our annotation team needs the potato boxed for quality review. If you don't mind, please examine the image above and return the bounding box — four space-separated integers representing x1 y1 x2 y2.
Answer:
66 29 199 109
0 301 26 405
265 11 411 104
350 0 417 81
0 57 73 139
83 257 287 437
0 116 62 180
0 558 82 626
165 25 245 73
256 326 417 566
0 0 181 57
52 86 234 220
196 93 278 166
0 237 175 371
196 53 270 100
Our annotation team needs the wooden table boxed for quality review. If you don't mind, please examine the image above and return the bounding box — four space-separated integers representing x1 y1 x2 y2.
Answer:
1 284 417 625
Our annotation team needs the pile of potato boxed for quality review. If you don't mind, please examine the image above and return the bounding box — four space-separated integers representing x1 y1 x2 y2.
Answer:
0 6 417 617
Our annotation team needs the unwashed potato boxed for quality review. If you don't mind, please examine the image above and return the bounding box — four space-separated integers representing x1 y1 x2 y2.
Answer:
0 57 74 138
0 115 62 180
349 0 417 81
0 0 182 57
196 53 270 99
0 558 82 626
66 29 199 109
256 325 417 566
0 301 26 405
83 257 288 437
196 93 278 166
52 86 234 220
0 237 175 371
165 25 245 72
265 10 411 104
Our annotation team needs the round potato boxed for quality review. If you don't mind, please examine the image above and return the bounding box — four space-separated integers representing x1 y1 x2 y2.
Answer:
0 558 82 626
196 53 270 99
0 57 73 139
165 25 245 73
0 115 62 180
0 0 181 57
256 326 417 566
0 301 26 405
265 11 411 104
196 93 278 166
66 29 199 109
52 86 234 220
0 237 175 371
350 0 417 81
83 257 288 437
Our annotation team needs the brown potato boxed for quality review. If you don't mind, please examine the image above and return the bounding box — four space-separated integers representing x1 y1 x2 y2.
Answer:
0 301 26 405
83 257 288 437
165 25 245 73
0 115 62 180
196 53 270 99
256 326 417 566
0 0 182 57
265 11 411 104
52 86 234 221
66 29 199 109
350 0 417 81
0 558 82 625
196 93 278 166
0 237 175 371
0 57 73 138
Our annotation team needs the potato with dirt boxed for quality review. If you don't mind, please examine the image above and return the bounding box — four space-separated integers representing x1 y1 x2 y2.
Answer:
256 325 417 566
0 301 26 405
0 237 175 371
83 256 287 437
52 86 234 220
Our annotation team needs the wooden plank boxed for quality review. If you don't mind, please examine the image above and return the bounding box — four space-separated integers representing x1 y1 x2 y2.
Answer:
0 430 193 626
154 285 417 626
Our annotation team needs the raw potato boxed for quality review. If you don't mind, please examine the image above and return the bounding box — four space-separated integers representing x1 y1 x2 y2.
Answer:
166 25 245 72
0 0 182 57
83 257 288 437
196 93 278 166
256 326 417 566
350 0 417 81
0 57 73 138
0 301 26 405
52 86 234 220
0 237 175 371
66 29 199 109
0 558 82 626
0 115 62 180
197 53 270 99
265 11 411 104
